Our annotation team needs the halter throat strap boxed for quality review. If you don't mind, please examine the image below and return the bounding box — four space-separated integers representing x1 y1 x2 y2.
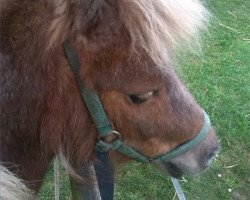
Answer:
63 40 211 164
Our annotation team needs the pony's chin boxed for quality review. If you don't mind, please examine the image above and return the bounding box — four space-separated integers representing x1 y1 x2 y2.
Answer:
158 161 208 178
164 162 183 178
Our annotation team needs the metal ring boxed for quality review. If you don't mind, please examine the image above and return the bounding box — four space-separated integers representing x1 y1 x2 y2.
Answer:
98 130 121 142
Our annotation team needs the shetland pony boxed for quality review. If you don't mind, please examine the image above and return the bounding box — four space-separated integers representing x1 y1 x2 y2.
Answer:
0 0 220 199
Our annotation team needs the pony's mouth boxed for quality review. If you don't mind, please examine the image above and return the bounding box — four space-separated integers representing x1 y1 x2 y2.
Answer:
159 160 209 178
162 162 183 178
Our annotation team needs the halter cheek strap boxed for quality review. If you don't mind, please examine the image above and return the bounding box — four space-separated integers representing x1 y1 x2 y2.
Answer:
63 40 113 136
63 40 211 164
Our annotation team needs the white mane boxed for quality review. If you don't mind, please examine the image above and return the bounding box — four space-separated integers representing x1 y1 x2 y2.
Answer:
0 165 35 200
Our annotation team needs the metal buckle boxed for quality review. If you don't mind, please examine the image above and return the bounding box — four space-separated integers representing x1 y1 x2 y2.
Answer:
98 131 121 143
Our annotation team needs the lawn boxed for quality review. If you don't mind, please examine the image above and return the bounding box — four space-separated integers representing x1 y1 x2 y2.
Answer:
39 0 250 199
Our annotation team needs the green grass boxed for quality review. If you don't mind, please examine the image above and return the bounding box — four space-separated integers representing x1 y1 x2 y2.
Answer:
39 0 249 199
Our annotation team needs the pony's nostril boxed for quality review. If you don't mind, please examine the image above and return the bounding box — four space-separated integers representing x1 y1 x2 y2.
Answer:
206 146 220 166
211 147 219 158
207 152 216 161
212 145 221 157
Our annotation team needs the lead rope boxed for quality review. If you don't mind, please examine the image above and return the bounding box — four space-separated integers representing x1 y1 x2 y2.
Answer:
54 157 60 200
171 177 187 200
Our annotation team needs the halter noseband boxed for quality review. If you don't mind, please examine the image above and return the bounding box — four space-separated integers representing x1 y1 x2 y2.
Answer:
63 40 211 164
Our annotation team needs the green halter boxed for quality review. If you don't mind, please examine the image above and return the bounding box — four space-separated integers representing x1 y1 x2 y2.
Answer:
63 40 211 164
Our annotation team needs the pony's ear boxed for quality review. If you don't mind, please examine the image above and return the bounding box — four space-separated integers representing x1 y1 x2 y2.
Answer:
75 0 107 35
48 0 118 49
75 0 118 41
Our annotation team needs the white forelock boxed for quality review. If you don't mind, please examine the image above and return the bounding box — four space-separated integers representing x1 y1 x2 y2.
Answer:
119 0 209 67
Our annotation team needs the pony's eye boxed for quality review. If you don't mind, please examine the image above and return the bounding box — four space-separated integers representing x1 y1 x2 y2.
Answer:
129 91 158 104
129 94 147 104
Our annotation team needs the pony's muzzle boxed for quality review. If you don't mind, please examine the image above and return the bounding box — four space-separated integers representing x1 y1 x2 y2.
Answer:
160 128 220 177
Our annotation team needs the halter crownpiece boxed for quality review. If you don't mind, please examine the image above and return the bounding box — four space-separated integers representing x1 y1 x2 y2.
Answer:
63 40 211 164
